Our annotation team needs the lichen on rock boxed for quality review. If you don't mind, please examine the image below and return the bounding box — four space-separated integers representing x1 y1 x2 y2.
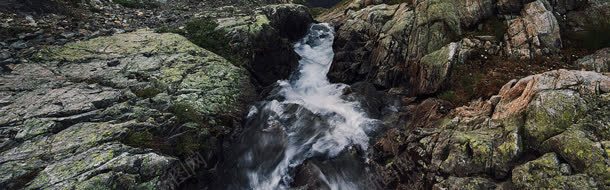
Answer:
0 29 256 188
370 69 610 189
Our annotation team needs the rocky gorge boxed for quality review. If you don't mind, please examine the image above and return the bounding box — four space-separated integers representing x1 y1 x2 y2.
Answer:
0 0 609 189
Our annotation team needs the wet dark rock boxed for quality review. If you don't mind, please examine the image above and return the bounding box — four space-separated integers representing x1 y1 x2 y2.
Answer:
216 4 314 87
106 60 121 67
261 4 313 41
293 149 382 190
344 82 387 118
561 0 610 49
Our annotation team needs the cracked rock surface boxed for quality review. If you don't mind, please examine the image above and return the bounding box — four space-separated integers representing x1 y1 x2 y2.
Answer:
0 29 255 189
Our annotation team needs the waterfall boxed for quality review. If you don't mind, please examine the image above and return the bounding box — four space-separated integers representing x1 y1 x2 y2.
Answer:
221 23 379 190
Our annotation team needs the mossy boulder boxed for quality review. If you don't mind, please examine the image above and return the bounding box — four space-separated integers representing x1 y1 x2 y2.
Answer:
415 42 460 94
326 0 496 90
36 30 203 63
524 90 588 146
542 129 610 187
165 4 313 86
512 152 598 189
37 29 256 125
437 129 497 175
1 29 256 188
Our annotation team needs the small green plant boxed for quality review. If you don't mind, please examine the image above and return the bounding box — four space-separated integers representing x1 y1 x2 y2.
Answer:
132 83 164 98
183 18 242 63
155 26 184 34
176 133 201 156
171 103 203 123
124 131 154 147
460 72 483 98
438 90 457 102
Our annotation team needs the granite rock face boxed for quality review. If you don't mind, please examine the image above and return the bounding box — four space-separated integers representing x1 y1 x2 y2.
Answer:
504 0 562 59
1 0 609 189
325 0 497 93
576 47 610 72
0 30 255 189
326 1 491 94
323 2 610 189
370 70 610 189
323 0 608 93
0 2 317 188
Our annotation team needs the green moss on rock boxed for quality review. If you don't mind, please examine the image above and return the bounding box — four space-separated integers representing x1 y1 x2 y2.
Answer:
15 118 59 140
512 152 598 189
440 129 497 175
524 90 588 145
124 131 154 148
36 30 202 63
183 18 238 63
542 129 609 187
416 0 460 31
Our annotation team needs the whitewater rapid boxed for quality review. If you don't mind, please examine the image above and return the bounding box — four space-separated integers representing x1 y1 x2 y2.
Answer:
222 23 379 190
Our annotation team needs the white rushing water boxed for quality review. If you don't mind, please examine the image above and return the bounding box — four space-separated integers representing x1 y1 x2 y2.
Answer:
236 23 377 190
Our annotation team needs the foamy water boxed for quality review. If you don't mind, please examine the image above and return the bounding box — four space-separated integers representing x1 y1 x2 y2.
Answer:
229 23 377 190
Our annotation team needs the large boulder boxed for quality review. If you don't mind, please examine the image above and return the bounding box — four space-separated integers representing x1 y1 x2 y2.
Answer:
411 43 461 95
329 3 407 87
504 0 562 59
576 47 610 72
512 152 598 189
212 4 314 86
0 30 255 189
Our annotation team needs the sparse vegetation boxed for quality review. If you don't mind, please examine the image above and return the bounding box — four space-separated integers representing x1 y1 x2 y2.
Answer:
124 131 154 148
440 49 584 106
157 18 243 64
438 90 458 103
184 18 232 58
